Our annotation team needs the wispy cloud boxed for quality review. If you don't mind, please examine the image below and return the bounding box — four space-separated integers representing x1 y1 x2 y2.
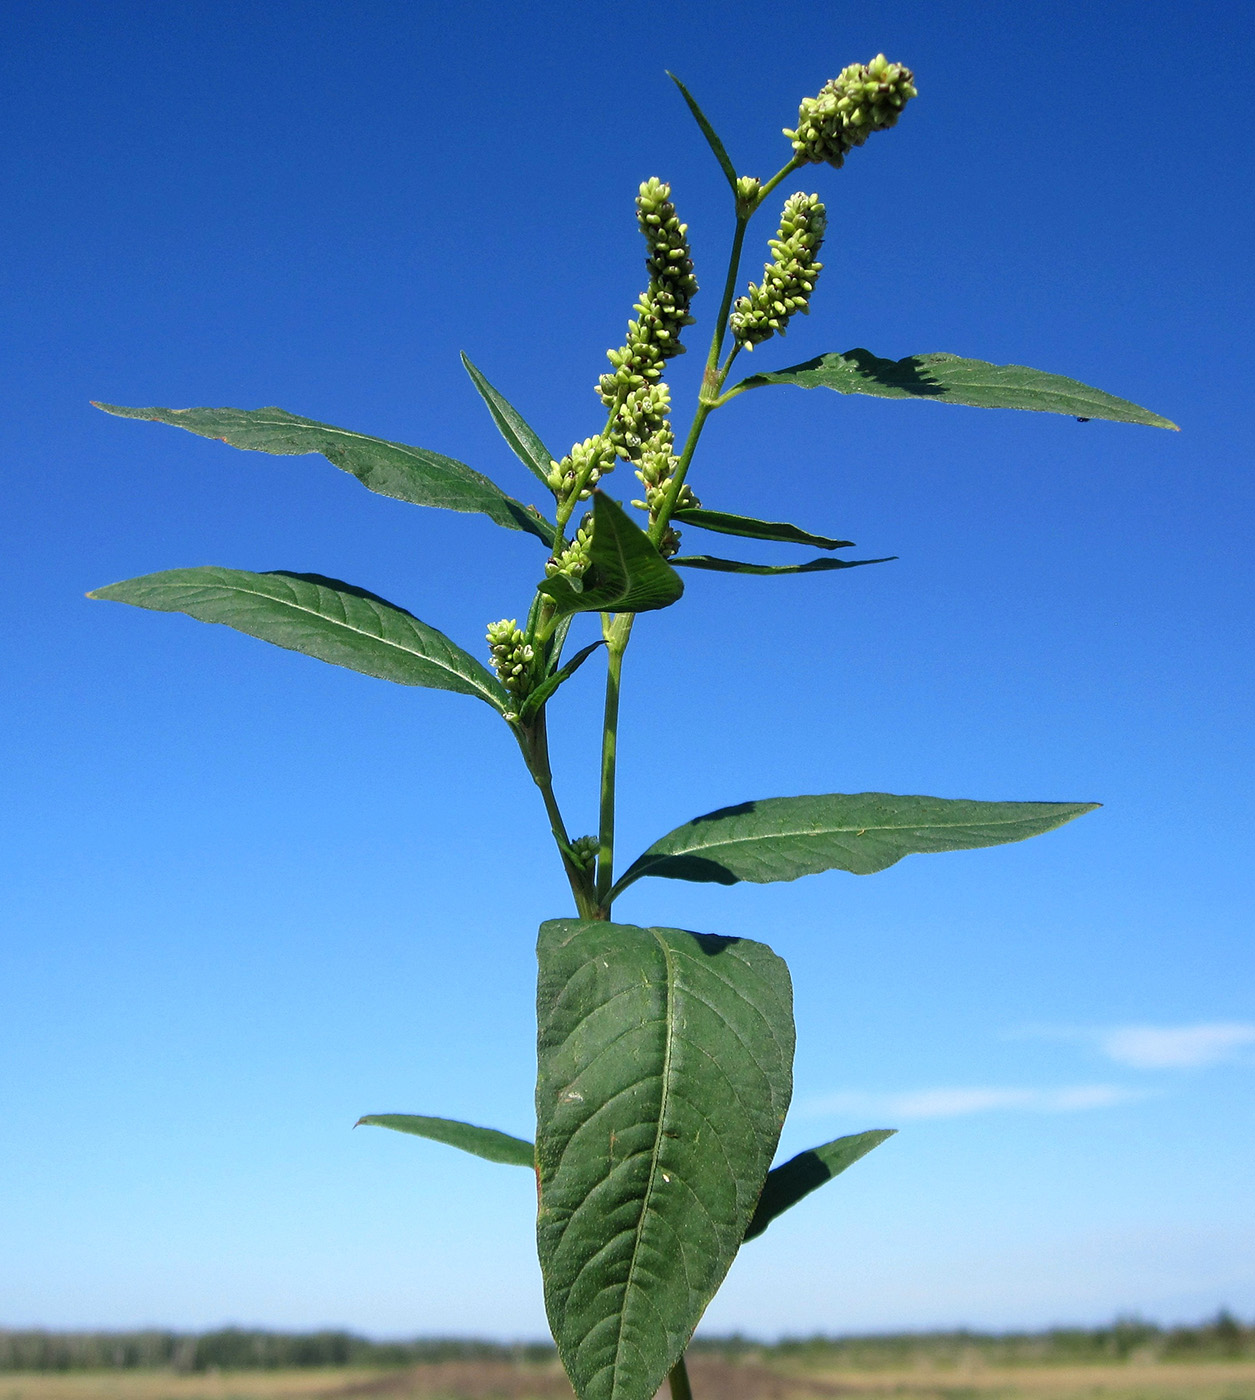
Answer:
1015 1021 1255 1069
805 1084 1145 1120
1097 1023 1255 1068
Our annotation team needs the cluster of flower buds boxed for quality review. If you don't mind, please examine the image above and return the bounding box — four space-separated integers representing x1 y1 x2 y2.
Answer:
730 192 827 348
545 513 594 581
597 179 697 411
785 55 917 169
486 619 536 699
546 435 616 506
568 835 599 872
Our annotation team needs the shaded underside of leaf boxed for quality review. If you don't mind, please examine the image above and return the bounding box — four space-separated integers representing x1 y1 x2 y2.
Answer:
538 493 684 617
93 401 557 542
536 918 794 1400
743 1129 895 1242
670 555 892 576
672 507 855 550
734 349 1178 430
613 793 1100 894
460 353 556 487
89 567 507 709
355 1114 534 1168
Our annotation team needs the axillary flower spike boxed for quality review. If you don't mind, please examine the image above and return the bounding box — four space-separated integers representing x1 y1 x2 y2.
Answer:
731 192 827 349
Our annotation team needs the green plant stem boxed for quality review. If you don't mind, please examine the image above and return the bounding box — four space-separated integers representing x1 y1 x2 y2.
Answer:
516 714 597 918
668 1354 694 1400
595 613 633 910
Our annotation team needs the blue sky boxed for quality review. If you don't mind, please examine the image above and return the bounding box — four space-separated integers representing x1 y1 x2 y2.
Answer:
2 0 1252 1338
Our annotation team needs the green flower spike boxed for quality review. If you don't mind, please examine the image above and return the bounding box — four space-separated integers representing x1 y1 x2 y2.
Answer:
597 179 697 411
486 619 536 699
545 514 594 581
547 435 616 507
785 54 917 169
730 192 827 349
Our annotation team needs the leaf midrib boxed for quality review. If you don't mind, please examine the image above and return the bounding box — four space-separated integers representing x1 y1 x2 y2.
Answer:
638 807 1071 861
609 929 678 1400
169 574 503 709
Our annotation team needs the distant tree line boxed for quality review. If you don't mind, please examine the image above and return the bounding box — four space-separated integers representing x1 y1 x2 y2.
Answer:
0 1315 1251 1373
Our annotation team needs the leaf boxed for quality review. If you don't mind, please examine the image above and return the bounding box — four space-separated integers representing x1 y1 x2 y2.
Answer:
89 567 508 710
670 555 893 575
733 349 1178 430
538 494 684 618
519 641 607 722
612 793 1100 895
667 73 738 192
93 401 558 543
355 1114 534 1168
460 353 556 488
672 507 855 550
536 918 794 1400
742 1130 895 1242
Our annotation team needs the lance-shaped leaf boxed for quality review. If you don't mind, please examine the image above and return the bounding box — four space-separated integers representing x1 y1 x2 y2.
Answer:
460 353 556 488
667 73 739 193
519 641 606 722
611 793 1100 895
93 402 557 543
670 555 892 576
732 349 1178 430
89 567 508 710
538 494 684 618
355 1114 534 1168
672 507 855 550
743 1130 895 1242
536 918 794 1400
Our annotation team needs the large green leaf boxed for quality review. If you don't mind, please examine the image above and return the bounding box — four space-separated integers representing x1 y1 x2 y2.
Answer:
538 494 684 618
670 555 891 576
355 1114 534 1168
733 349 1178 429
612 793 1099 895
460 353 556 487
536 918 794 1400
743 1130 895 1242
667 73 738 193
89 567 508 710
672 507 854 550
93 401 557 543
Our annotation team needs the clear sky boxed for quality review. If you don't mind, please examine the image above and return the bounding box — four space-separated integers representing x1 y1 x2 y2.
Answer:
2 0 1252 1340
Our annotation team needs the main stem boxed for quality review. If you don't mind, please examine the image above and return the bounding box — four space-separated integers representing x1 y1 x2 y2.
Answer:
668 1355 694 1400
591 171 801 916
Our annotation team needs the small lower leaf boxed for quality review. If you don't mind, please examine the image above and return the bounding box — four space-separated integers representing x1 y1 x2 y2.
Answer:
743 1129 895 1241
356 1114 534 1168
536 918 794 1400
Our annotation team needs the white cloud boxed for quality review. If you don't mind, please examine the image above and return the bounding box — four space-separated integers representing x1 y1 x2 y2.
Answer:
1097 1022 1255 1068
805 1084 1144 1120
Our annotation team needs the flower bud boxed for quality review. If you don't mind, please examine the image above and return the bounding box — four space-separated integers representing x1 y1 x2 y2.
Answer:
486 619 537 698
785 55 916 169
